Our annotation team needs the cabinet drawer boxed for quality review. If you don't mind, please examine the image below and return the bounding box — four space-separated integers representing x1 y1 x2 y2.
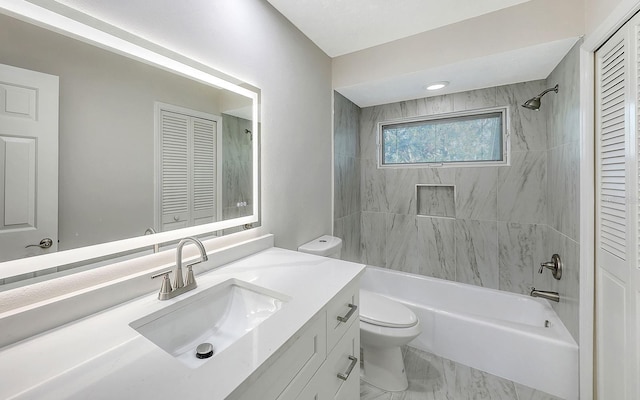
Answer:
333 353 359 400
323 318 360 398
275 316 327 400
326 283 359 352
235 312 327 400
298 319 360 400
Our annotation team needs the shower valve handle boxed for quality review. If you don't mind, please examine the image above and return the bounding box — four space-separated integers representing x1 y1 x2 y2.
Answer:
539 254 562 280
538 263 553 273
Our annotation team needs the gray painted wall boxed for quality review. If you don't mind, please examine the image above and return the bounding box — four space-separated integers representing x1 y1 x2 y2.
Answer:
171 0 333 250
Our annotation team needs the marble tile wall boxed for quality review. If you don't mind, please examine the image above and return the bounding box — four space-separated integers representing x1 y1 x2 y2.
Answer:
359 81 549 294
222 113 253 214
334 43 582 343
543 40 582 342
416 185 455 218
334 92 362 263
221 114 256 235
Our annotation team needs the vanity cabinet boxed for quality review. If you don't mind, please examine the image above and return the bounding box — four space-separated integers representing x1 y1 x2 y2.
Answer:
0 245 366 400
296 320 360 400
235 281 360 400
233 313 328 400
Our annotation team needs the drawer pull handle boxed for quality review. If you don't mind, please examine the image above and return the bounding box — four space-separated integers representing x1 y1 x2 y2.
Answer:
337 303 357 323
337 356 358 381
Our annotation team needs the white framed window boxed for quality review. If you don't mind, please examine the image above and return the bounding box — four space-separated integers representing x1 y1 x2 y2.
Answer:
378 106 509 168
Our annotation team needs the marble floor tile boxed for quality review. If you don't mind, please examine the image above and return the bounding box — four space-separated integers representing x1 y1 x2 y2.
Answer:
360 382 394 400
361 347 564 400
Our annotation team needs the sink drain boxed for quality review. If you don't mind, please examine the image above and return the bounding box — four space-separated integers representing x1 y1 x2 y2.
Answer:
196 343 214 359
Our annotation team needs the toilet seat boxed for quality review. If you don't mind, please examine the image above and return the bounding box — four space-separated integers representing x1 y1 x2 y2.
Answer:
360 290 418 328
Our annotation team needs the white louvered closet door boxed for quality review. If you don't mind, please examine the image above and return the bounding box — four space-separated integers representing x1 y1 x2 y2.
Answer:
160 110 190 231
158 108 218 232
192 118 216 226
595 14 640 400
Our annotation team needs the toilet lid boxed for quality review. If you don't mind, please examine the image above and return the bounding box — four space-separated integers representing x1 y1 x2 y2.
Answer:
360 290 418 328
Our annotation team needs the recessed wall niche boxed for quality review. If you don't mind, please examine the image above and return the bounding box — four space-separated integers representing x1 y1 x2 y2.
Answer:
416 184 455 218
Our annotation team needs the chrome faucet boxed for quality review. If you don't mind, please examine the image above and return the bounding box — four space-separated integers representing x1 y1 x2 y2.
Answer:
530 287 560 303
151 237 208 300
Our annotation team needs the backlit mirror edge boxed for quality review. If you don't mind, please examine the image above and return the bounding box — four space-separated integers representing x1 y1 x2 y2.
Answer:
0 0 261 280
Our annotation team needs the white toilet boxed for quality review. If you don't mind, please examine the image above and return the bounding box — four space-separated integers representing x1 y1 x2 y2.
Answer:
358 289 421 391
298 235 422 392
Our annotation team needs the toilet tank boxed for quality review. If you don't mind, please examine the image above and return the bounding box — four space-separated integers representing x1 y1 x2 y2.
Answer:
298 235 342 259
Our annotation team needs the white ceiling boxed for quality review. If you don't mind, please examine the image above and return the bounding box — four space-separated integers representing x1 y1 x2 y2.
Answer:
266 0 531 57
268 0 582 107
337 37 580 107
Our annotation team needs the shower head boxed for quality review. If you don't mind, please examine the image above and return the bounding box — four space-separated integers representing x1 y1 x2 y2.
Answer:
522 84 559 111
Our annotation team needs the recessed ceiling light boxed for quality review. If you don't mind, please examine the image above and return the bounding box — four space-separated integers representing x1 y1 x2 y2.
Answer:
426 81 449 91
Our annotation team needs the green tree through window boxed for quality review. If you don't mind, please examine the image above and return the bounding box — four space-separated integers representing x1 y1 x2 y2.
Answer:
381 109 505 166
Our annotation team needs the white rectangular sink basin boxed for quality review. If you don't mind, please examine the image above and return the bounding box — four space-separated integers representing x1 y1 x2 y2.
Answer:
130 278 289 368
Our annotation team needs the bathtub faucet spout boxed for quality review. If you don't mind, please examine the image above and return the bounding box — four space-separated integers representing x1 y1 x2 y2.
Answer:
530 288 560 302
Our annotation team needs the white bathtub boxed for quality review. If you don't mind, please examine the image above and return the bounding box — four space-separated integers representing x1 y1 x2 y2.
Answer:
360 266 578 400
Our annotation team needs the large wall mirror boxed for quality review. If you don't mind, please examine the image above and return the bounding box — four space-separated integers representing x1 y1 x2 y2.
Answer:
0 2 260 287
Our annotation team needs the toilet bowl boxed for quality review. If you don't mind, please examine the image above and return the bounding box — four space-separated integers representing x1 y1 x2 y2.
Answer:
359 289 421 391
298 236 422 392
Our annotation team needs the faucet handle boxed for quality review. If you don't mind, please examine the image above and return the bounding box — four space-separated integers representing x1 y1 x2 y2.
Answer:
151 270 173 299
184 264 197 287
539 262 554 274
151 269 172 280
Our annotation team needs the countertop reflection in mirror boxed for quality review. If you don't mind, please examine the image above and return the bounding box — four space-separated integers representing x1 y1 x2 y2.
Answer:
0 1 260 287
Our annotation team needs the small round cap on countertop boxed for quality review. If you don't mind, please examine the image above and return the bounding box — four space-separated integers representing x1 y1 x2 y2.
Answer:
297 235 342 256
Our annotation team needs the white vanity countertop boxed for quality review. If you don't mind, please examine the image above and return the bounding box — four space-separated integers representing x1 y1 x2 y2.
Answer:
0 247 365 400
